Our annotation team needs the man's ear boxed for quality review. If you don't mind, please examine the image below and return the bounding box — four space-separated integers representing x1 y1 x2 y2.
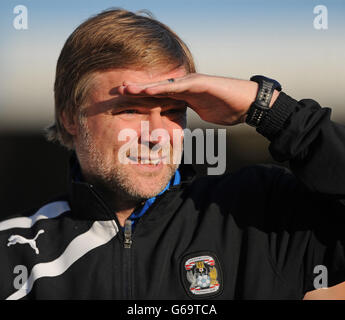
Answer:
61 111 78 136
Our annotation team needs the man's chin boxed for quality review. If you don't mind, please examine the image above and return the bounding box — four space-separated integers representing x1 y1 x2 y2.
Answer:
123 165 176 198
128 177 169 198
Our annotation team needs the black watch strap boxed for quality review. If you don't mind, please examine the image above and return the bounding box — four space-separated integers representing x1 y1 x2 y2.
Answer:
245 75 282 127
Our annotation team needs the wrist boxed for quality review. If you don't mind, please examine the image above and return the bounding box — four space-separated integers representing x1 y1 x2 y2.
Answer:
233 80 258 123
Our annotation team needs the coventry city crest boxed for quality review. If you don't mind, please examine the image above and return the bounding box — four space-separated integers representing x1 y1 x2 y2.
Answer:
181 253 222 298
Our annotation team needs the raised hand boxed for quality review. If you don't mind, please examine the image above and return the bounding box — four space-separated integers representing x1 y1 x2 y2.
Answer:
118 73 279 126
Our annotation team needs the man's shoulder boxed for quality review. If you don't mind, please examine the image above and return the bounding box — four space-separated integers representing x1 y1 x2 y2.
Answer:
191 164 293 190
0 194 71 228
184 164 294 206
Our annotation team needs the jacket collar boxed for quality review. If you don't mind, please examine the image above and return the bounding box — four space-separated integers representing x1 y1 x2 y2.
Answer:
67 153 196 221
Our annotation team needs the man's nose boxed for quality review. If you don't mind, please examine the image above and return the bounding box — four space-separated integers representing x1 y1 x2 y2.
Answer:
140 113 169 146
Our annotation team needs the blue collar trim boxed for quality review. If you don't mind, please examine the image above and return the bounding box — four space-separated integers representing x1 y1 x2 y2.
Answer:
121 169 181 230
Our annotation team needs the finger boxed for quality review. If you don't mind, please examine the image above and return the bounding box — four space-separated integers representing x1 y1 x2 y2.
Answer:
119 80 163 95
125 79 190 97
122 84 151 95
123 77 181 89
121 88 184 100
145 82 180 95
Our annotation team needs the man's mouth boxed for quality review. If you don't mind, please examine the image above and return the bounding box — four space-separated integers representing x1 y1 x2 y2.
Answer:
127 156 166 165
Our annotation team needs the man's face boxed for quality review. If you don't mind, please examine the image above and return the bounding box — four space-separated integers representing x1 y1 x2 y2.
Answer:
73 67 187 201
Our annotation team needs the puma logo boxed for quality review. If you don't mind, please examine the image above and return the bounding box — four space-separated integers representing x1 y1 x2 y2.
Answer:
7 230 45 255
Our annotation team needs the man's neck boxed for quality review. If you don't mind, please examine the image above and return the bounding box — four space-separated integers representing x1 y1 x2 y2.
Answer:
75 163 144 226
100 189 143 227
116 209 135 227
94 184 144 227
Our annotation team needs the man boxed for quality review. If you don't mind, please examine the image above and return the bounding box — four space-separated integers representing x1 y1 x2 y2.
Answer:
0 8 344 300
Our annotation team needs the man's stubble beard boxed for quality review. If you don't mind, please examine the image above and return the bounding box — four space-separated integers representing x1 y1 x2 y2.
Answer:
76 117 181 204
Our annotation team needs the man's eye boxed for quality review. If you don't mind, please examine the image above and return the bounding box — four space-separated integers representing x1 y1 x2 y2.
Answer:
120 109 138 114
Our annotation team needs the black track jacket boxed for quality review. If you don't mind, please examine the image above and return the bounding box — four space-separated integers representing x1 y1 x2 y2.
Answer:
1 92 345 300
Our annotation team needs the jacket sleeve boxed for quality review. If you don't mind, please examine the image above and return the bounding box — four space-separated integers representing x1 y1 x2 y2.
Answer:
257 92 345 294
258 92 345 198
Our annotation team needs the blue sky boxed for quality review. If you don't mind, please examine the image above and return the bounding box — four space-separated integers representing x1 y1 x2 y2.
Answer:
0 0 344 129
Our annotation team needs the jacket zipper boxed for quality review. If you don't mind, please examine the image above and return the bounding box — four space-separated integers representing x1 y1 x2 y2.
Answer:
87 185 132 299
121 193 170 299
88 184 175 299
123 219 132 299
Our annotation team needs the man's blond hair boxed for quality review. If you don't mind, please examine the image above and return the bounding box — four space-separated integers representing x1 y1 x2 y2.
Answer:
47 8 196 149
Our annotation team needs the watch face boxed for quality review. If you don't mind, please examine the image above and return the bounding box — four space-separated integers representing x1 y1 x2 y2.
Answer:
247 75 281 127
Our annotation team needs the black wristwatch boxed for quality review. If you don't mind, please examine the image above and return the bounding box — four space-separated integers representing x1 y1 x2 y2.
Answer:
245 75 282 127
